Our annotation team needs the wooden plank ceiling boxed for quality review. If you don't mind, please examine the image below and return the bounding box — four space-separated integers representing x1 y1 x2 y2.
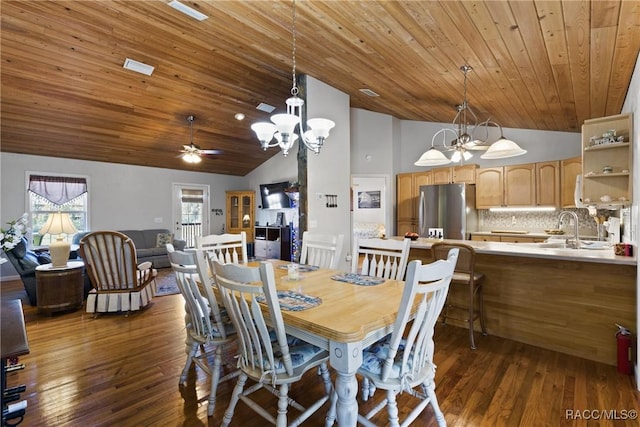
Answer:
1 0 639 176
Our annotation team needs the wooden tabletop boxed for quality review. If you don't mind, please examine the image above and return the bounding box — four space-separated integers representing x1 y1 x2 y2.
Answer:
256 260 406 343
1 299 30 359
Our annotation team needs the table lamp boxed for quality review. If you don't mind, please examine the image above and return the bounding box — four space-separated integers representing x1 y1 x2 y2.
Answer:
39 212 77 267
242 214 251 227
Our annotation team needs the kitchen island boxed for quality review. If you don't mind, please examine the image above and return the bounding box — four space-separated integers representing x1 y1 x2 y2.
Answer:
394 237 637 365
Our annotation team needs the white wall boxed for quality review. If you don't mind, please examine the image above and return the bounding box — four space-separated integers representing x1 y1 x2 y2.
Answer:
306 76 352 270
621 51 640 390
1 153 244 276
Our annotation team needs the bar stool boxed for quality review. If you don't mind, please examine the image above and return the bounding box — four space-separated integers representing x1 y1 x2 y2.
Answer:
431 242 487 349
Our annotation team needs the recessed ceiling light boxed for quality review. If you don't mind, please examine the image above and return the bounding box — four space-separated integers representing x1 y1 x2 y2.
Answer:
168 0 208 21
234 113 245 121
256 103 276 113
123 58 154 76
359 88 380 97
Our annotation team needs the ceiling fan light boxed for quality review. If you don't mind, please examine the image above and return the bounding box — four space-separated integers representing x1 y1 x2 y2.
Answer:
414 148 452 166
451 150 473 163
481 138 527 159
182 152 202 164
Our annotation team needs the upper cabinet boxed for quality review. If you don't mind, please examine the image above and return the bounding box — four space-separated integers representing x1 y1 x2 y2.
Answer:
475 162 560 209
560 156 582 208
535 161 560 207
582 113 633 206
431 164 477 184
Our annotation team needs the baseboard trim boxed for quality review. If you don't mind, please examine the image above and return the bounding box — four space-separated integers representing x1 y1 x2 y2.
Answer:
1 274 20 282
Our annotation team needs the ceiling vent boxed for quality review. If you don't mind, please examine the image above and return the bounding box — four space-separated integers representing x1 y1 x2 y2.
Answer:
168 0 208 21
359 88 380 97
123 58 155 76
256 103 276 113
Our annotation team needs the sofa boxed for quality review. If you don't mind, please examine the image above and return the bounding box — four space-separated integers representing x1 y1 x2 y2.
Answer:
73 229 186 268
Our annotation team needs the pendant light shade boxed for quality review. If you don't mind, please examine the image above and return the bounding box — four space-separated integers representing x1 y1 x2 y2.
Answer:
480 137 527 159
414 147 452 166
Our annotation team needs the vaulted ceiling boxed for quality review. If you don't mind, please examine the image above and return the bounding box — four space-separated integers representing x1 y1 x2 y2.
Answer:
2 1 639 176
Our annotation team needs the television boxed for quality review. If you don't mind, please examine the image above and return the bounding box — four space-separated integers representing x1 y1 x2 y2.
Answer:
259 181 293 209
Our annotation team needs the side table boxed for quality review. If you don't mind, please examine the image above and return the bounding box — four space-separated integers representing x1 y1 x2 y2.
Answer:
35 261 84 315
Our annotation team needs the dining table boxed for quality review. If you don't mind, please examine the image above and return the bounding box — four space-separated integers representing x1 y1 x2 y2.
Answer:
247 259 408 427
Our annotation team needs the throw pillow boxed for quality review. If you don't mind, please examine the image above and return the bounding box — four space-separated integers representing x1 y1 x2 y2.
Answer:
156 232 173 248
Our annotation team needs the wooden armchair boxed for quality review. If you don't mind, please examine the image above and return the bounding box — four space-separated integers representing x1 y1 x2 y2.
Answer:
79 231 156 316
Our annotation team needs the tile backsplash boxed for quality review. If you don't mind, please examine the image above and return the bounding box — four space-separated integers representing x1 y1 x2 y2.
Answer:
477 208 612 238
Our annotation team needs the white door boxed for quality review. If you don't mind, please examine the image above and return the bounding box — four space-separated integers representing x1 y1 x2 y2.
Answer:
172 184 210 248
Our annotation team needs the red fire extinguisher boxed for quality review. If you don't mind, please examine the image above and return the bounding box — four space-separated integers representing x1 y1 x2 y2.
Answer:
616 324 632 375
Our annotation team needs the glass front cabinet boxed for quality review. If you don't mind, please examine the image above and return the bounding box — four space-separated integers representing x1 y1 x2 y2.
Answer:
226 190 255 242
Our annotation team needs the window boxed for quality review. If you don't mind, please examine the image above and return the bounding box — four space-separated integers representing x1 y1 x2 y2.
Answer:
28 174 88 245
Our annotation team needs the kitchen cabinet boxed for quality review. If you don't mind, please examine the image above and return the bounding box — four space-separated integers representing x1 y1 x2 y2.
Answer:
452 164 477 183
560 156 582 208
254 226 290 261
226 191 255 242
582 113 633 206
475 167 504 208
470 234 501 242
430 164 477 184
471 234 546 243
431 167 452 184
396 172 431 234
535 161 560 207
504 164 535 206
476 162 558 208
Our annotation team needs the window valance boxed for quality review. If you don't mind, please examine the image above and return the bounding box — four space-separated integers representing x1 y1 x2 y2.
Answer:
29 175 87 206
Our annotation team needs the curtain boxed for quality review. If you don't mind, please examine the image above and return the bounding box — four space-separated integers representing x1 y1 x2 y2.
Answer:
29 175 87 206
181 189 203 203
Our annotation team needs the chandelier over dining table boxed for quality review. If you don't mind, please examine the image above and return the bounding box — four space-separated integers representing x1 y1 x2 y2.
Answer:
251 0 335 157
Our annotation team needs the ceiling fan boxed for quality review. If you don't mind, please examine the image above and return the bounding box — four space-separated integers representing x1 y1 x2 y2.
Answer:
179 115 223 163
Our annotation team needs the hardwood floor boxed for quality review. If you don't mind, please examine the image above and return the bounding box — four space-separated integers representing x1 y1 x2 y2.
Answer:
2 272 638 426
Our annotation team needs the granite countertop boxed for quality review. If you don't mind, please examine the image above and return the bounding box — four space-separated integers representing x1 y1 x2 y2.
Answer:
392 236 636 266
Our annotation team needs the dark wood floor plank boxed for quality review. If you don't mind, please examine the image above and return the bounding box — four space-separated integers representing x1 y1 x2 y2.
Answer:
1 271 638 426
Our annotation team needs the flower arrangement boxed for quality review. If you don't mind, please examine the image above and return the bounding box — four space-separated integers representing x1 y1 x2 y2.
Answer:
1 213 30 251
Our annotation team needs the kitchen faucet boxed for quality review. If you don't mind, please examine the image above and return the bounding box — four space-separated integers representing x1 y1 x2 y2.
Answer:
557 210 580 249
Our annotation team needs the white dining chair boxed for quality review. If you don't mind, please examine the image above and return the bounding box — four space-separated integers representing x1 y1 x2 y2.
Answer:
351 236 411 280
212 260 333 427
168 249 238 417
332 250 458 427
196 232 248 264
299 231 344 269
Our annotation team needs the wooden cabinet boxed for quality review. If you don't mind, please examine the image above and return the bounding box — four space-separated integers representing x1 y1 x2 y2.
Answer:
396 172 431 234
505 164 535 206
582 113 633 206
535 161 560 206
226 191 255 242
471 234 501 242
560 156 582 208
476 162 559 208
452 164 477 183
431 167 452 184
475 167 504 208
254 226 290 261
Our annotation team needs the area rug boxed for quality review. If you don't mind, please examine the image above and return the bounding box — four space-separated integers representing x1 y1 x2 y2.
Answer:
154 268 180 296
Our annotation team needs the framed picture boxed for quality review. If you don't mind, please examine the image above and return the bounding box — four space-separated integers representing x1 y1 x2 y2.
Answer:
357 190 381 209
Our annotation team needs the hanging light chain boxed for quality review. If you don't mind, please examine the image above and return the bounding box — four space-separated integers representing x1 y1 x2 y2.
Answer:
290 0 298 97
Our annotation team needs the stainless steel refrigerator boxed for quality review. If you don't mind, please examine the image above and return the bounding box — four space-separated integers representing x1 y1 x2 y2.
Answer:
418 183 477 240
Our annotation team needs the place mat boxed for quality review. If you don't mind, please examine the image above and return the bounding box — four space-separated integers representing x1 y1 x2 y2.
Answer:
331 273 386 286
257 290 322 311
277 264 320 272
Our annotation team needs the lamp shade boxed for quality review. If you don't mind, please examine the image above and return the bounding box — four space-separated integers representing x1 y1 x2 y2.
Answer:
39 212 77 268
414 148 452 166
481 138 527 159
39 212 77 236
